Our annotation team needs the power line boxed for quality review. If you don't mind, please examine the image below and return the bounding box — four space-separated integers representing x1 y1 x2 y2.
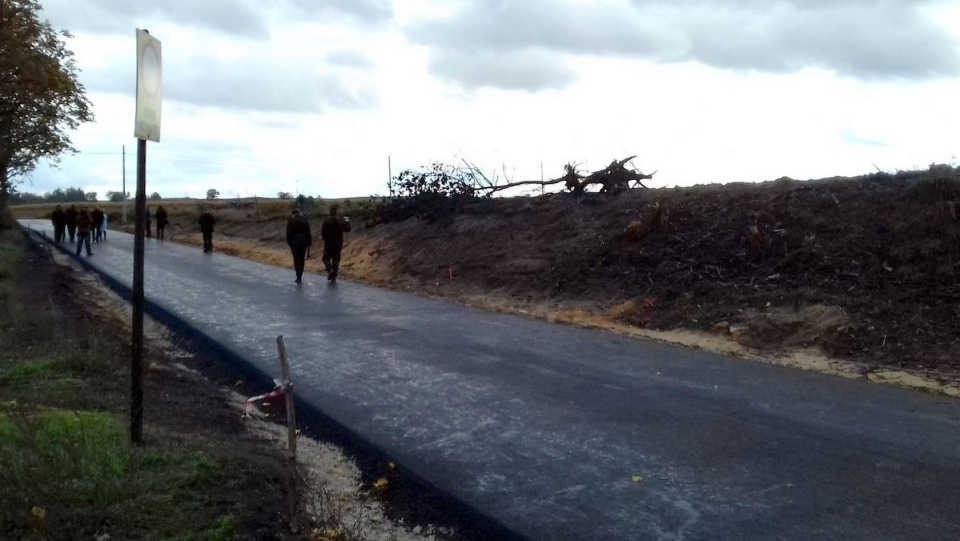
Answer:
70 150 303 168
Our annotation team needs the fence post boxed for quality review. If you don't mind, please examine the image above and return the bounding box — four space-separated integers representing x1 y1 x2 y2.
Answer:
276 335 298 533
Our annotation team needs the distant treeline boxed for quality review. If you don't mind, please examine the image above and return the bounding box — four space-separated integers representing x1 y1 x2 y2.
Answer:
12 188 160 204
11 187 94 204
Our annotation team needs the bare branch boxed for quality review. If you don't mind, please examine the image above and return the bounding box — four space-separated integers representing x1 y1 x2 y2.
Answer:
471 156 656 197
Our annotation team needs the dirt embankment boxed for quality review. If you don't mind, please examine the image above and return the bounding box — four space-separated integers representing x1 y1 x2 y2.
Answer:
341 173 959 379
110 170 960 393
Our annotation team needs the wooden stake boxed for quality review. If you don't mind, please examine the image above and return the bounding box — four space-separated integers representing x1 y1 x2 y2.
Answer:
276 335 298 533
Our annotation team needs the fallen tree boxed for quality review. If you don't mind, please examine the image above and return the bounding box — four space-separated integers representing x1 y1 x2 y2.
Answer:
475 156 656 197
383 156 657 223
571 156 656 195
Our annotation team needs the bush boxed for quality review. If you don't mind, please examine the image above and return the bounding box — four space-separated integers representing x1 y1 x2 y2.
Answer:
385 162 488 223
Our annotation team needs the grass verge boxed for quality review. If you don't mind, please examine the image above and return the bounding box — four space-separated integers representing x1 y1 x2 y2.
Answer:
0 229 276 540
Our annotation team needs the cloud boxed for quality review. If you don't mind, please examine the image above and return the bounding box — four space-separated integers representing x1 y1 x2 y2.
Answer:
39 0 393 38
429 49 576 91
77 52 376 115
407 1 673 57
64 33 378 115
678 1 960 79
406 1 668 91
39 0 269 37
39 0 387 115
326 50 375 69
407 0 960 90
840 130 889 148
286 0 393 24
162 56 377 113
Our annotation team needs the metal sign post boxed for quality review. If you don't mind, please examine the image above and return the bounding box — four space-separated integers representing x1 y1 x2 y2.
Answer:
122 145 127 223
131 139 146 444
131 28 162 444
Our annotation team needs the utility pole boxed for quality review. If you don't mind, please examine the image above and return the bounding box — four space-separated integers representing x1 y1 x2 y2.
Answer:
388 155 393 197
122 145 127 223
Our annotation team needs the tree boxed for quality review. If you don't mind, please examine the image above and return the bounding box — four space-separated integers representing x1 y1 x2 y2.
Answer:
0 0 94 213
9 191 40 204
149 192 161 200
206 189 220 200
45 187 66 201
106 190 129 202
277 192 293 199
40 186 85 202
84 191 97 202
60 186 85 202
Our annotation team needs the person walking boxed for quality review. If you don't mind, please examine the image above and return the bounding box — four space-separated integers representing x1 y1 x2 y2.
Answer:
198 210 216 253
320 205 351 282
101 210 108 241
91 207 104 242
65 204 78 242
51 205 66 244
75 208 93 257
155 205 169 241
286 208 312 283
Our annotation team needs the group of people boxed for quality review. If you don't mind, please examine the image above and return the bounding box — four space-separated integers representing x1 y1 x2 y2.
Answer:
51 204 107 257
286 206 351 283
143 205 212 250
145 206 170 241
51 202 351 283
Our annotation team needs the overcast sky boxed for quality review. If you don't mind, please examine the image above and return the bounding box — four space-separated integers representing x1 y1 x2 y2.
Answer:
19 0 960 200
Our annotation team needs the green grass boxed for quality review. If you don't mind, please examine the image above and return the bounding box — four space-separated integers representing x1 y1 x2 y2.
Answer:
202 515 239 541
0 409 128 534
0 230 245 540
0 231 22 301
0 348 123 413
0 410 129 494
0 407 230 538
0 238 19 275
0 411 17 442
0 357 67 385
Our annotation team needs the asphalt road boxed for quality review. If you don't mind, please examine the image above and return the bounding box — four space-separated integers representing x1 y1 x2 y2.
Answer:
21 220 960 541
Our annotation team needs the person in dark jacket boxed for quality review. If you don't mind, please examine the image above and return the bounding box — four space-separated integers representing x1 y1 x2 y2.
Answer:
286 208 312 283
65 205 78 242
91 207 104 242
320 206 351 282
51 205 66 244
75 208 93 256
198 210 216 253
155 205 169 241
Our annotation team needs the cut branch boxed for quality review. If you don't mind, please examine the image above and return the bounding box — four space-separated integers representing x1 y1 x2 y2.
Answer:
473 156 656 196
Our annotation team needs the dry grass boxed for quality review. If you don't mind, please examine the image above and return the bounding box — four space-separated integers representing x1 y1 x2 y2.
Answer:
607 300 640 320
244 411 450 541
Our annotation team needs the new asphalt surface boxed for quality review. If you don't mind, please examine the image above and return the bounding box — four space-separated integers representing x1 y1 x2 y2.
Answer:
21 220 960 540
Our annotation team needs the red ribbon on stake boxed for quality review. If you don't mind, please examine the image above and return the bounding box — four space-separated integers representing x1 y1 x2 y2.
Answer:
243 378 293 417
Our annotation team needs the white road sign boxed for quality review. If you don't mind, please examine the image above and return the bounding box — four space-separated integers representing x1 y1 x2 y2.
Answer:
134 29 162 142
